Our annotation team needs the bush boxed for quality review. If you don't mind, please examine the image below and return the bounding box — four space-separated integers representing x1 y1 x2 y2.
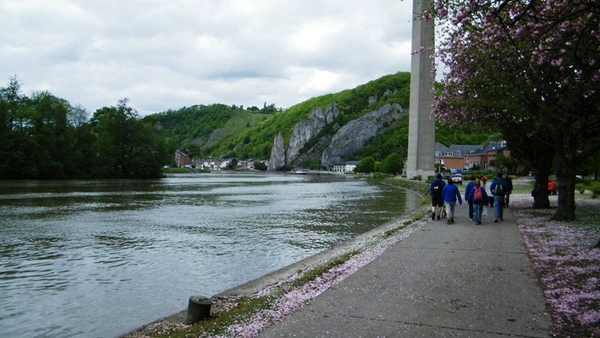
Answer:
381 153 403 175
356 156 375 173
575 179 600 197
590 181 600 198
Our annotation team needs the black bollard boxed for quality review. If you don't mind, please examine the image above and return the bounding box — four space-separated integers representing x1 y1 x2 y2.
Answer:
186 295 212 323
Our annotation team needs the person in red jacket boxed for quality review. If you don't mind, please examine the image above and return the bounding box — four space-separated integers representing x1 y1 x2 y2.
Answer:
548 181 557 195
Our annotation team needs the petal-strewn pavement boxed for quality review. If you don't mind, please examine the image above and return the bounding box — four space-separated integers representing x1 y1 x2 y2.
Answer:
259 203 553 337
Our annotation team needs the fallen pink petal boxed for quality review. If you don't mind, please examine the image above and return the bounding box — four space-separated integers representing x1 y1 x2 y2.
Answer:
512 195 600 336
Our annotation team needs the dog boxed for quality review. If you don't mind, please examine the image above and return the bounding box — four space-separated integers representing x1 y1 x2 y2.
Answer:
440 209 447 219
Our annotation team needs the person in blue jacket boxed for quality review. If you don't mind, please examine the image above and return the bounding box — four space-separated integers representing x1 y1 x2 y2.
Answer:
466 178 489 225
489 172 509 222
429 173 446 220
464 175 476 220
441 178 462 224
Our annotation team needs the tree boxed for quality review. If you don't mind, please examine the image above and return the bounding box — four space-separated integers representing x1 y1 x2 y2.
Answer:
433 0 600 220
494 155 520 176
92 99 166 178
579 152 600 180
184 143 202 159
0 76 24 176
29 91 76 178
68 104 89 128
355 156 376 173
381 153 403 175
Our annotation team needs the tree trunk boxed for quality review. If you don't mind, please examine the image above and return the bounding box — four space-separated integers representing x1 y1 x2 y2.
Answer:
554 150 577 221
532 166 551 209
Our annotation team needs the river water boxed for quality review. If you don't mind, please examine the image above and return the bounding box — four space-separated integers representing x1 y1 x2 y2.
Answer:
0 172 420 337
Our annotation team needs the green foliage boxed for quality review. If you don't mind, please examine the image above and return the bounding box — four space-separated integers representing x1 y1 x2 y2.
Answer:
199 72 413 161
353 117 409 162
435 122 494 146
381 153 403 175
142 71 493 170
253 161 268 171
575 179 600 198
590 182 600 198
0 78 89 178
0 76 168 179
91 99 167 178
143 104 268 157
494 155 522 174
163 167 190 174
355 156 376 173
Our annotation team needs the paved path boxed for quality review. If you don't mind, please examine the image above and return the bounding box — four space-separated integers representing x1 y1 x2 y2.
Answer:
260 203 553 337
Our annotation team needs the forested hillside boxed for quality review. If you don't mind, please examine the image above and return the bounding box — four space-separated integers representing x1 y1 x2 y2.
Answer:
142 104 271 159
147 72 492 165
0 72 494 179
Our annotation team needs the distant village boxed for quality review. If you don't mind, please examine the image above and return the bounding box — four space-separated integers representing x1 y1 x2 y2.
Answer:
172 140 511 174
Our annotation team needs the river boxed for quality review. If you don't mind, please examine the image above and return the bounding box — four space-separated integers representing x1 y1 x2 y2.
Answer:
0 172 420 337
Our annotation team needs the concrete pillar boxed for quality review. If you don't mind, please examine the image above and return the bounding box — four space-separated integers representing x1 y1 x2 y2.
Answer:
406 0 435 179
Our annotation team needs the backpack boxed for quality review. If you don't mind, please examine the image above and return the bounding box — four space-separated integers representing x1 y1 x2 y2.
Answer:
432 180 443 194
494 180 504 195
474 186 483 201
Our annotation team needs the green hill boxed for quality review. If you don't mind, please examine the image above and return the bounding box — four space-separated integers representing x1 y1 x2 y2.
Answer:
144 72 491 165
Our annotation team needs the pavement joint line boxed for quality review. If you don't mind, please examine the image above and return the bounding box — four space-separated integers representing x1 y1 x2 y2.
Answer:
304 310 547 338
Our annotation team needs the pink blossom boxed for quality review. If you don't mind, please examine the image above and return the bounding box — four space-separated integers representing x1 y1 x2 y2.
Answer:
512 195 600 336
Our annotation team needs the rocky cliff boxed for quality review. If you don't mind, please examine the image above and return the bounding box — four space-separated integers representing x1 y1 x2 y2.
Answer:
321 103 406 167
268 102 407 170
286 104 341 162
267 132 286 171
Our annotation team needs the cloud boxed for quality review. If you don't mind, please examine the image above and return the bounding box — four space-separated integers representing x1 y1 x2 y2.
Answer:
0 0 415 115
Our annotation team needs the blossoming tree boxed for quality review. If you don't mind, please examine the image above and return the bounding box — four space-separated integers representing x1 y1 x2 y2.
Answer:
432 0 600 220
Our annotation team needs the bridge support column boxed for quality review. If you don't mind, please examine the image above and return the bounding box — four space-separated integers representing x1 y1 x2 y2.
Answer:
406 0 436 180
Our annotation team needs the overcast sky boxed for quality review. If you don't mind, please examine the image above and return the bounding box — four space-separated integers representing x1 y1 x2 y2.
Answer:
1 0 416 116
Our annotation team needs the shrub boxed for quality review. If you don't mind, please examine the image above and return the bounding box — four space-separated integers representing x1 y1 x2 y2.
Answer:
590 181 600 198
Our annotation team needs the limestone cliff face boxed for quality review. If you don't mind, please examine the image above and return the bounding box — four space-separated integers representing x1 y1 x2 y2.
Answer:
268 102 406 170
268 131 286 170
321 103 405 167
286 104 340 162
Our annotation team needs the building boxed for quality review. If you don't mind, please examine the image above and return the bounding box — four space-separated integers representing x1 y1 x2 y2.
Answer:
331 161 359 173
175 150 191 168
435 141 509 171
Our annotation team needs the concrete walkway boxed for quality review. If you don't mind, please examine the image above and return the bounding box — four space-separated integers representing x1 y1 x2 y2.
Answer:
259 203 553 337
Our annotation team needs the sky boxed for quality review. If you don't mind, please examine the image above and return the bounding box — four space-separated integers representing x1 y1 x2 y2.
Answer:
1 0 416 116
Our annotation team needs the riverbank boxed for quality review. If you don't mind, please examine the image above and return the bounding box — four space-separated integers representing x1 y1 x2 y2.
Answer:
123 182 600 337
121 178 430 337
122 205 431 337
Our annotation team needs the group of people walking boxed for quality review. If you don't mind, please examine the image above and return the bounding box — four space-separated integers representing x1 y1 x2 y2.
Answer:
429 172 513 225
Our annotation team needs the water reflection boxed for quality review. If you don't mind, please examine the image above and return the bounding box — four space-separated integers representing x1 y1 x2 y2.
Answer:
0 172 420 338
